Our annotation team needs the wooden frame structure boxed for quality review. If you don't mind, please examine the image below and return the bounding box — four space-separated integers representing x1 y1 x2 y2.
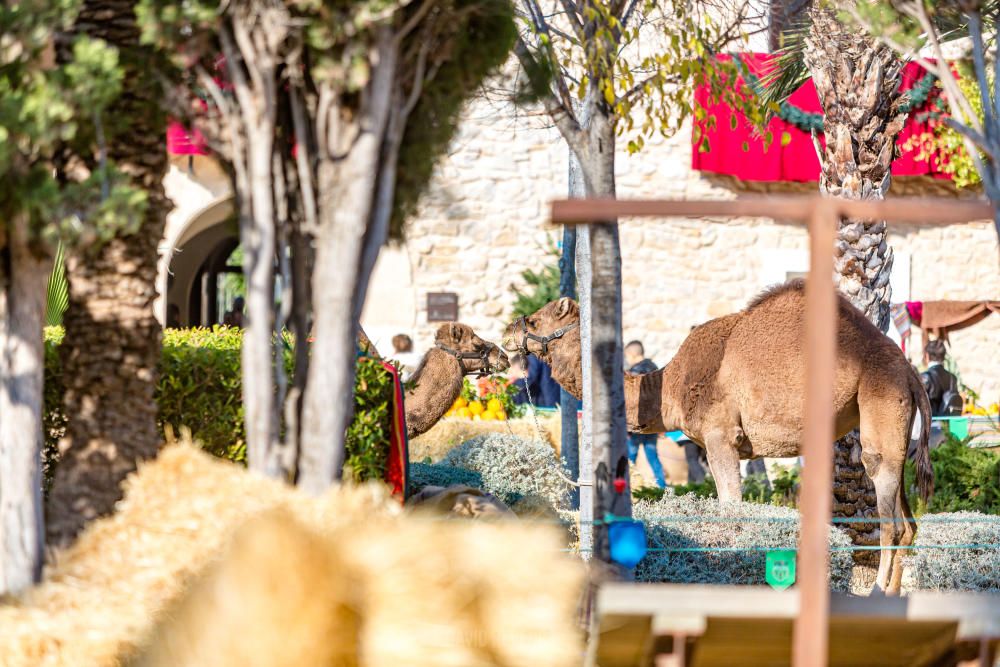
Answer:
593 584 1000 666
551 195 995 667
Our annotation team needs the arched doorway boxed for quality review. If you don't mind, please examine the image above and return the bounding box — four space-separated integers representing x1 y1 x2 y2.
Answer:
186 237 243 327
164 200 242 327
165 204 288 328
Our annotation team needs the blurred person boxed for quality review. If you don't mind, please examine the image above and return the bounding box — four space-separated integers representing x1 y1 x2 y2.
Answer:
222 296 245 328
166 303 181 329
510 353 560 408
920 339 963 417
624 340 666 488
669 431 707 484
392 333 420 381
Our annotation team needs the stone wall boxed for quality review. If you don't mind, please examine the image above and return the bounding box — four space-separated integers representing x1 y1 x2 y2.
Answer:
363 97 999 401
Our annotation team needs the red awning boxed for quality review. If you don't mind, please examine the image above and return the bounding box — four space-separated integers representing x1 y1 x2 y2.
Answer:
692 53 950 182
167 120 210 156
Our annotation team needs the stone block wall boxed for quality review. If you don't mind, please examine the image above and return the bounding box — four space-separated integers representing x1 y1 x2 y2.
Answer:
375 96 999 402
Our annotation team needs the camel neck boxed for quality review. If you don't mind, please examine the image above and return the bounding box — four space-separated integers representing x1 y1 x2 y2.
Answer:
545 329 583 401
404 348 464 438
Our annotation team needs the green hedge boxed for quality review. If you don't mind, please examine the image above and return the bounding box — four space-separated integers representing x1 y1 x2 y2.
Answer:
905 433 1000 515
43 327 395 487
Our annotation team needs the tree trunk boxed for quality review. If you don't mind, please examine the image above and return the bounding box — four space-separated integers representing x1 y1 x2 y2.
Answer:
575 109 631 566
559 226 579 509
562 153 581 511
240 116 279 477
45 0 170 546
298 29 397 494
0 219 51 594
805 6 906 561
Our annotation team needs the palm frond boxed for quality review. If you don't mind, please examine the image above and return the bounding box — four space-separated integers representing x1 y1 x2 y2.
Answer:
45 242 68 327
758 16 811 117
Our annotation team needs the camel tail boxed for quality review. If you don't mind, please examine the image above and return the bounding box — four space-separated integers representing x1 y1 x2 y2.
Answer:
908 366 934 502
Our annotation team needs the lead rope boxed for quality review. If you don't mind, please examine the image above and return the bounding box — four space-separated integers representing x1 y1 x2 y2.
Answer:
518 357 583 489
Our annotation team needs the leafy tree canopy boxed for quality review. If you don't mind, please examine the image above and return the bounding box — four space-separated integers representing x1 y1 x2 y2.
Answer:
0 1 145 250
137 0 515 239
513 0 765 154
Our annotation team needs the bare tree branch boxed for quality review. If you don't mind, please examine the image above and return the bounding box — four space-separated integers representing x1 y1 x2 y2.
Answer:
619 0 642 29
520 0 579 116
967 10 994 146
908 0 982 131
617 71 679 105
397 0 437 44
556 0 585 43
513 35 585 153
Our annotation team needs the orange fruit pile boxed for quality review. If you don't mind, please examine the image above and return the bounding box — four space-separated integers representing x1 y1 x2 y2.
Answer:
444 395 507 421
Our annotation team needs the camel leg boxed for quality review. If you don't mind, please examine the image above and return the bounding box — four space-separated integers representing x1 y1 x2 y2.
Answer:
890 484 917 591
704 429 742 503
870 464 907 594
859 381 914 595
861 432 910 594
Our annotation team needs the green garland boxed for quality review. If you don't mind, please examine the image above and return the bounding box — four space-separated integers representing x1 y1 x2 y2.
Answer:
731 55 938 134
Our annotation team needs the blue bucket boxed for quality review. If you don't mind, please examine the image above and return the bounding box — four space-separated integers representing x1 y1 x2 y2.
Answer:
608 519 648 569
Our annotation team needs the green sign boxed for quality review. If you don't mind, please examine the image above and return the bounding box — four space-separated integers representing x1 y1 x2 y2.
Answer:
766 550 797 590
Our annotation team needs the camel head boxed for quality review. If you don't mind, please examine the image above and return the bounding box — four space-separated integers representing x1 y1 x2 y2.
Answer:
434 323 509 376
501 297 580 359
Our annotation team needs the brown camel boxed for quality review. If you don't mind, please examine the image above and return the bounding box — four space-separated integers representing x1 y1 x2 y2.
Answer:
402 323 509 440
502 282 933 594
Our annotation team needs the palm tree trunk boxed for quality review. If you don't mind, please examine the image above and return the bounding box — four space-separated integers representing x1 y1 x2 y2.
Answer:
45 0 169 546
804 7 906 562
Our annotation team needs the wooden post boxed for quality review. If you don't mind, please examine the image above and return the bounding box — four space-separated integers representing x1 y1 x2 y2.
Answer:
792 201 838 667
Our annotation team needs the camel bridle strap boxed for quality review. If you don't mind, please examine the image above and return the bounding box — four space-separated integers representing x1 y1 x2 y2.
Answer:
435 343 495 377
515 316 578 357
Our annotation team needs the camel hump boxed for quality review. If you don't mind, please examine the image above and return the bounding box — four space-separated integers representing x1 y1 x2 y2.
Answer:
744 279 806 312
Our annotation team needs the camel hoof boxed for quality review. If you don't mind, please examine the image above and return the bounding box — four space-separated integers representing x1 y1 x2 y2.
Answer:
868 583 888 597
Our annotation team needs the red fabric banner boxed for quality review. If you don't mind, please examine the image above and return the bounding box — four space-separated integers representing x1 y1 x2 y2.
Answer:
381 360 409 501
692 53 949 182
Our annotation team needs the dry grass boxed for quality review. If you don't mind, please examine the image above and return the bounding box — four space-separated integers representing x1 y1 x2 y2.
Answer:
0 443 583 667
410 411 563 462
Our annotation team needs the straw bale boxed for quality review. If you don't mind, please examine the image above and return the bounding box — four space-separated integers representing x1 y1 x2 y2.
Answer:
132 511 361 667
0 443 583 666
409 412 562 462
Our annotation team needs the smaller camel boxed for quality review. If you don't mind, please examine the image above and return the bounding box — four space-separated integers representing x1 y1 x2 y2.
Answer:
502 283 933 594
401 323 509 439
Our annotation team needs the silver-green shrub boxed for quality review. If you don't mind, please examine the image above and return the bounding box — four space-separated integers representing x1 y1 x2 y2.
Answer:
442 434 569 509
905 512 1000 592
633 494 853 590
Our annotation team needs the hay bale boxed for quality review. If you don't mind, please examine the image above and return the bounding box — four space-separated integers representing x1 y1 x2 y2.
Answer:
409 412 562 463
442 434 569 509
0 444 583 666
904 512 1000 592
133 511 361 667
633 494 853 591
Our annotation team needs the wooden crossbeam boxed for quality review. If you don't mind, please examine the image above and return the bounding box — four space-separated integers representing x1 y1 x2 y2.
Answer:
553 195 994 667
